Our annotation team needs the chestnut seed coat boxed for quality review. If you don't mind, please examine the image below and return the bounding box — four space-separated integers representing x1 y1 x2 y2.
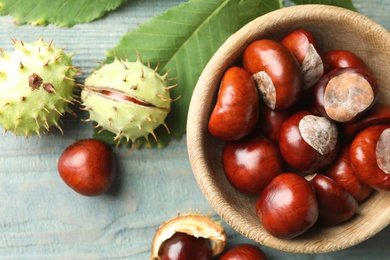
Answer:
350 124 390 191
57 139 116 196
242 39 302 110
308 173 358 226
324 144 372 202
208 66 259 141
313 67 378 123
222 134 284 195
325 50 369 71
218 243 267 260
256 173 318 239
279 110 339 173
159 232 212 260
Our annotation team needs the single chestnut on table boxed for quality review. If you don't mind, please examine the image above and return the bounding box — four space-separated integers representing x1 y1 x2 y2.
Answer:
242 39 302 110
350 124 390 191
256 173 318 239
324 144 372 202
208 66 259 141
280 29 327 92
222 134 284 195
218 243 267 260
57 138 116 196
313 67 378 123
306 173 358 226
278 110 339 173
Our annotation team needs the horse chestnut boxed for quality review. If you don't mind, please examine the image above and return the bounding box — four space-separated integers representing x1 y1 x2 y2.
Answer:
257 101 293 143
159 232 212 260
208 66 259 140
279 110 339 173
256 173 318 239
280 29 326 91
350 124 390 191
324 144 372 202
57 139 116 196
242 39 302 110
222 134 284 195
219 243 267 260
306 173 358 226
325 50 369 71
313 67 378 123
342 102 390 140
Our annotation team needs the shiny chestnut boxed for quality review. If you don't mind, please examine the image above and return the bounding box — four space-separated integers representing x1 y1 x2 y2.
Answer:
342 102 390 140
256 101 292 143
350 124 390 191
159 232 212 260
324 144 372 202
325 49 369 71
279 110 339 173
256 173 318 239
57 139 116 196
307 173 358 226
222 134 284 195
242 39 302 110
219 243 267 260
313 67 378 123
208 66 259 140
280 29 327 91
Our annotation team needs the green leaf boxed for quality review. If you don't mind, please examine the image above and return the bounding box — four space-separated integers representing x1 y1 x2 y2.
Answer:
99 0 283 148
0 0 127 27
289 0 357 11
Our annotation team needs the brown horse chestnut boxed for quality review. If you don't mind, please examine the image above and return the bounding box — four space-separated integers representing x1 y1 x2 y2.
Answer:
325 50 369 71
256 101 293 143
159 232 212 260
280 29 327 91
219 243 267 260
222 134 284 195
350 124 390 191
342 102 390 140
57 139 116 196
324 144 372 202
279 110 339 173
256 173 318 239
242 39 302 110
208 66 259 140
313 67 378 123
306 173 358 226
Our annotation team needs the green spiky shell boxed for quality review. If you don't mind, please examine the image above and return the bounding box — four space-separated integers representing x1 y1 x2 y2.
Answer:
0 38 77 137
81 57 171 143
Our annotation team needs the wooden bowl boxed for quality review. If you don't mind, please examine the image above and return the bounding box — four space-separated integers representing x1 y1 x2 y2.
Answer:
187 5 390 254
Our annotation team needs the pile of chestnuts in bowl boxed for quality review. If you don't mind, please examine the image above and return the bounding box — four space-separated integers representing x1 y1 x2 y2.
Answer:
187 5 390 254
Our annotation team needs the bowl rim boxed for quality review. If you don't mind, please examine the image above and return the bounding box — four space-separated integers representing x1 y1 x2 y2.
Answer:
187 4 390 254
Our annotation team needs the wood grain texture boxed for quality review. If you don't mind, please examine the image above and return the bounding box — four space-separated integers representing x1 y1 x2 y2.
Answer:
0 0 389 259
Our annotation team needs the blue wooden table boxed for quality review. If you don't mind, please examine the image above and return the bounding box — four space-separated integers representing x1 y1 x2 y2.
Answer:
0 0 389 259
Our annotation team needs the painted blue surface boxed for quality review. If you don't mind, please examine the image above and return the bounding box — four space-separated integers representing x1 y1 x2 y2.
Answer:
0 0 389 259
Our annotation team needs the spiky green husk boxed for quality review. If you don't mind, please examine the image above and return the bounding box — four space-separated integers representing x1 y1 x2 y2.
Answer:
0 38 77 137
81 56 171 144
